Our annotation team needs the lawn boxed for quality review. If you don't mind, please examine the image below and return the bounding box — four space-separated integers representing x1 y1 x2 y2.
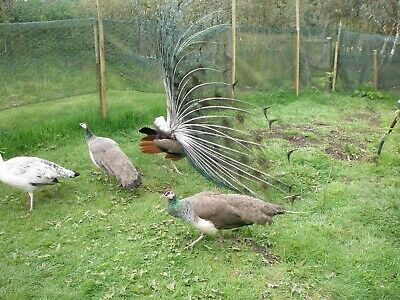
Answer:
0 89 399 299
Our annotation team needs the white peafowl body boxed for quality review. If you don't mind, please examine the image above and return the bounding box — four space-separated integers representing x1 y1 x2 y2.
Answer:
139 0 288 198
0 153 79 211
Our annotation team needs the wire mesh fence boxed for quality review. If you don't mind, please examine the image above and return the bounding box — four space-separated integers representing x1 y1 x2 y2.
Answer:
339 30 400 92
0 18 98 110
0 1 399 111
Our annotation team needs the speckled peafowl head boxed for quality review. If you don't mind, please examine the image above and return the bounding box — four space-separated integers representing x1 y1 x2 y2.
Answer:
163 190 175 200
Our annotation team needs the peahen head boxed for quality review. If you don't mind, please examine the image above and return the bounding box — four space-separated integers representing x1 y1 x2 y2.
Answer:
163 190 176 200
79 122 93 140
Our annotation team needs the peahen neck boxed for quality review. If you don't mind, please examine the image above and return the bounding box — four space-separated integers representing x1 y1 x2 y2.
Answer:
167 195 182 217
84 128 94 141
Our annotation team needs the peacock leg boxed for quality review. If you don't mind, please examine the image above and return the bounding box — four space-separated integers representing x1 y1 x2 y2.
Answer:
187 234 204 249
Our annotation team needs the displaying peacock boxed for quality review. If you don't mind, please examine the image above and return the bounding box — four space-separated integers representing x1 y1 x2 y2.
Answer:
139 0 289 199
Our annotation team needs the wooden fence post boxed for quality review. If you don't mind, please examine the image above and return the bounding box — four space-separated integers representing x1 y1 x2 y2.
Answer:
231 0 237 98
332 21 342 92
93 19 99 65
96 0 107 118
295 0 300 97
372 50 379 89
325 37 332 90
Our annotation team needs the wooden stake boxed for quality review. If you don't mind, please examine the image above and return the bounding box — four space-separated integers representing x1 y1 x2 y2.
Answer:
326 37 333 90
96 0 107 118
93 19 99 65
372 49 379 89
295 0 300 96
332 21 342 92
231 0 237 98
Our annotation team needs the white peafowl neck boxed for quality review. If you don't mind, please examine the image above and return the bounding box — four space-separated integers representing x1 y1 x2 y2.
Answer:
154 116 171 136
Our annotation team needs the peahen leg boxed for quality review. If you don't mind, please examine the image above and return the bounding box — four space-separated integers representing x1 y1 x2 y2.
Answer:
187 234 204 249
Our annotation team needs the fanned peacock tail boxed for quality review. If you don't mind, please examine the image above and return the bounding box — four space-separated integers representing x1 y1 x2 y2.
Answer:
149 0 290 198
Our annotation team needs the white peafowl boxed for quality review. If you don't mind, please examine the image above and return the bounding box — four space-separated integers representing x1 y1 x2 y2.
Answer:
139 0 289 198
79 123 142 189
0 153 79 211
163 190 285 248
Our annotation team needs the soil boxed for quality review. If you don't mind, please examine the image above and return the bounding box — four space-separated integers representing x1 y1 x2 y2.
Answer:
256 110 381 162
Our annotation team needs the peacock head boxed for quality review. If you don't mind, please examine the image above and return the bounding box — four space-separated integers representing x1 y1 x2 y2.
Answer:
163 189 176 200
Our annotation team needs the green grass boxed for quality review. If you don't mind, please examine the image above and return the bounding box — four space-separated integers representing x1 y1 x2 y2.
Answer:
0 89 399 299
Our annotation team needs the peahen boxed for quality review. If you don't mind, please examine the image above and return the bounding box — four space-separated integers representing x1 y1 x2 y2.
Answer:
0 153 79 211
163 190 285 248
79 123 142 189
139 0 288 198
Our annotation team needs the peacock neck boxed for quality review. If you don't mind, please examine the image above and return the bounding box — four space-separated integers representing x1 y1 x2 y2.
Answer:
167 196 182 217
84 129 94 141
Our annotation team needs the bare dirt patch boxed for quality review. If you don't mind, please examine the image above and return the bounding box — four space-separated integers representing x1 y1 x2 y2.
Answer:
256 119 379 161
256 124 320 148
344 109 381 127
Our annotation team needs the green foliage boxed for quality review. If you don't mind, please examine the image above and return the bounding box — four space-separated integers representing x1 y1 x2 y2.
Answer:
0 90 399 299
352 85 389 101
12 0 75 22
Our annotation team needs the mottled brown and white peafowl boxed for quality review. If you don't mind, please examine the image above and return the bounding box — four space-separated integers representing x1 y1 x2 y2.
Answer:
163 190 285 248
0 153 79 211
79 123 142 189
139 0 288 198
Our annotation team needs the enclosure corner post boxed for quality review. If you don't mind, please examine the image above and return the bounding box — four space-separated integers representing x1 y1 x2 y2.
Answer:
231 0 237 98
372 50 379 90
295 0 300 97
96 0 107 118
332 21 342 92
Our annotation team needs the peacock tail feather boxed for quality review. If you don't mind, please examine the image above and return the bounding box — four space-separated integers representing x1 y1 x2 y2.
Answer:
153 0 290 198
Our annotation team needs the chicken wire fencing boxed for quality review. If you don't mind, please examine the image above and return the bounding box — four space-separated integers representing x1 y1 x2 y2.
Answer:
1 9 400 111
338 30 400 92
0 18 98 110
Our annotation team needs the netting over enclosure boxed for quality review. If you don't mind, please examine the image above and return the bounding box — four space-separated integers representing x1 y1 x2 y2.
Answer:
103 18 162 93
1 0 400 111
0 19 98 110
338 30 400 92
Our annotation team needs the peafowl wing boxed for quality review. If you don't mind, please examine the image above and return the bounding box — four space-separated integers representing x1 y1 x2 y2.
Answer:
89 137 142 188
